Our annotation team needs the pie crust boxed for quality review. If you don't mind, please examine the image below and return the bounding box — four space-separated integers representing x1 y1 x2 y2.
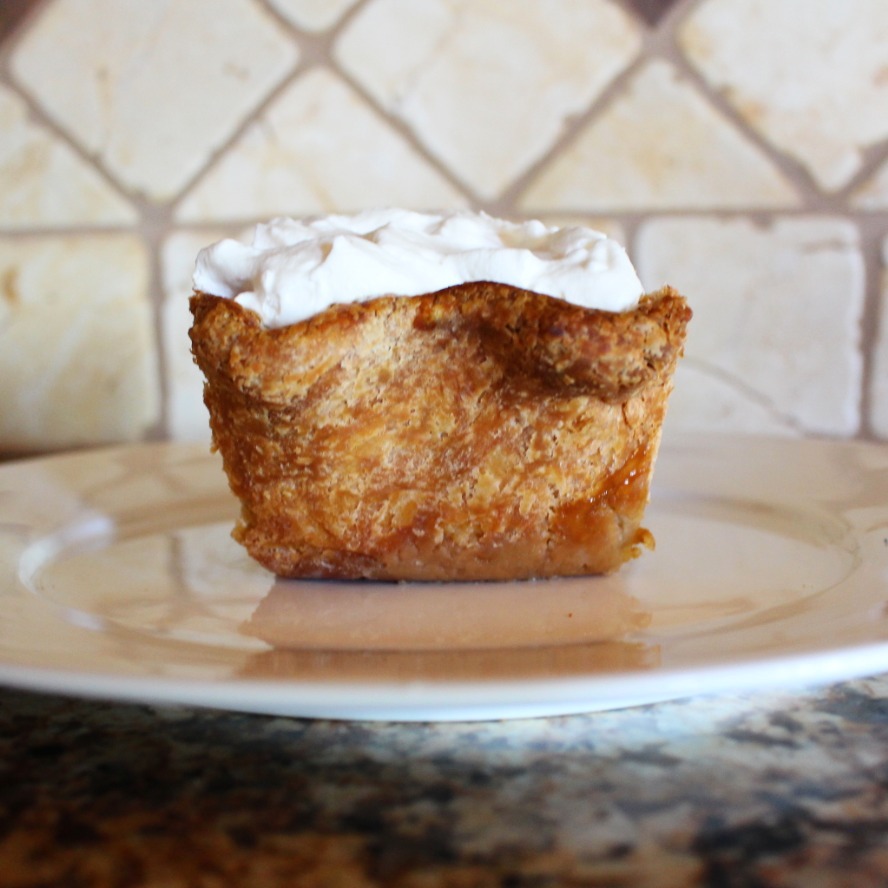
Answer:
190 282 691 580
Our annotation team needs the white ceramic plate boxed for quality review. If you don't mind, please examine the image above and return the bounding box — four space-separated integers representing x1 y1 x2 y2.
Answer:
1 435 888 721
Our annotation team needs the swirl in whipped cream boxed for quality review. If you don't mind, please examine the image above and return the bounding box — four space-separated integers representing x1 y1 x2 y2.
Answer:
192 209 644 328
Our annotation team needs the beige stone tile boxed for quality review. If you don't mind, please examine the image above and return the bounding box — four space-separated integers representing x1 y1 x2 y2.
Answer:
335 0 641 199
0 84 135 229
660 364 802 439
0 234 159 452
870 238 888 438
176 67 466 222
521 60 798 212
636 217 865 437
161 231 219 442
11 0 298 201
680 0 888 192
267 0 360 31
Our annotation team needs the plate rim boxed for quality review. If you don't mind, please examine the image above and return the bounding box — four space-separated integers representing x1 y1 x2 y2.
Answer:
2 434 888 721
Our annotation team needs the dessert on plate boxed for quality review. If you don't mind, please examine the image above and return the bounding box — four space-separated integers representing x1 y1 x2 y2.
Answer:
189 209 690 581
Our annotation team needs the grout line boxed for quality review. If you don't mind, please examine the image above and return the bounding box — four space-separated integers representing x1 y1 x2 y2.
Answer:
167 67 306 220
496 7 672 214
665 10 887 216
856 221 888 440
320 0 486 208
140 202 177 443
2 82 142 226
327 62 480 209
510 2 720 210
0 0 45 53
167 0 389 219
840 141 888 205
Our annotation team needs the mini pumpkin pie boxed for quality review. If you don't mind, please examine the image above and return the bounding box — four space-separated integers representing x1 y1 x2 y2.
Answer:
189 210 690 581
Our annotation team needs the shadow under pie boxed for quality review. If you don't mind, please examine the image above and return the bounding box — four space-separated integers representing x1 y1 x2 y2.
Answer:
237 575 659 682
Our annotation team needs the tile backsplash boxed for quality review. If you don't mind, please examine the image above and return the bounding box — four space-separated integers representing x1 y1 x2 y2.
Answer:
1 0 886 456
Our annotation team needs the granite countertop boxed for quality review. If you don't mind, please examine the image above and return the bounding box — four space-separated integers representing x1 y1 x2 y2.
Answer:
2 677 888 887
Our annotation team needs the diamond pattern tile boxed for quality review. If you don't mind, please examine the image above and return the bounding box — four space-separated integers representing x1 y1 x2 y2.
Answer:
636 217 864 436
0 0 885 451
0 84 135 228
521 60 798 212
267 0 361 32
177 67 466 221
0 234 159 450
11 0 298 201
335 0 641 199
681 0 888 192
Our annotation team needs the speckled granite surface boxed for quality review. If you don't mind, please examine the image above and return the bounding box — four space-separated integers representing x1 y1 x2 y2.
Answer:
2 679 888 887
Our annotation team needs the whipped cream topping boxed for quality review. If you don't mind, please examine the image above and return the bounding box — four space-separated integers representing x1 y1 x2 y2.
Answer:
192 209 644 328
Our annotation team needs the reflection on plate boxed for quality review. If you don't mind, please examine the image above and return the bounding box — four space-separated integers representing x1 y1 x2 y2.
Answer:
1 435 888 721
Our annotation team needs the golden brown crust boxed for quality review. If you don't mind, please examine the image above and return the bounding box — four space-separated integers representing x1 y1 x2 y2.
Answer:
190 282 690 580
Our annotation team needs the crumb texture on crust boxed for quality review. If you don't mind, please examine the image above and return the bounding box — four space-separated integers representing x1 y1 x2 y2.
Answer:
189 282 691 580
